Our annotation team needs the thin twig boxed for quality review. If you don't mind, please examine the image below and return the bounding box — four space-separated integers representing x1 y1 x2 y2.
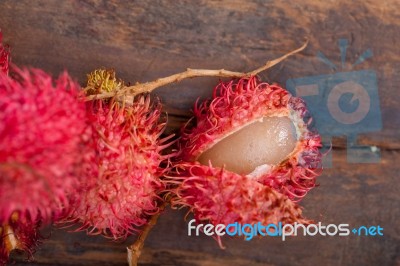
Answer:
2 225 20 254
246 40 308 76
127 202 168 266
85 40 308 101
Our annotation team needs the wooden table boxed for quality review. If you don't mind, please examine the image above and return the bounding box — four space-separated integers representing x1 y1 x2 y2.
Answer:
0 1 399 265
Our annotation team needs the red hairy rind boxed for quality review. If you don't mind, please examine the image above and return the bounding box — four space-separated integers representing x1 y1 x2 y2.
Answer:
257 97 322 201
0 68 89 224
0 68 85 263
0 213 42 265
65 96 174 240
180 76 322 201
182 77 291 160
0 31 10 75
168 163 310 226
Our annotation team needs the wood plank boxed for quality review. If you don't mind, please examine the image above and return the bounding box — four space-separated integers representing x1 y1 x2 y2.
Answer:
0 1 399 265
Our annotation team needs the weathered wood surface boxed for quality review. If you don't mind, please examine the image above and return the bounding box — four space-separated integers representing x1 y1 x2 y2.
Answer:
0 1 399 265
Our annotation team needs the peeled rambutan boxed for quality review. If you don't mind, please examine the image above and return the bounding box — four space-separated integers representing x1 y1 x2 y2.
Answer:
0 30 10 75
0 68 89 262
169 76 322 231
65 96 174 240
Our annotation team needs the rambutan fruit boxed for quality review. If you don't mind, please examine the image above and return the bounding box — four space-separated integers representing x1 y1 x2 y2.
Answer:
65 94 175 240
169 76 322 231
0 68 89 262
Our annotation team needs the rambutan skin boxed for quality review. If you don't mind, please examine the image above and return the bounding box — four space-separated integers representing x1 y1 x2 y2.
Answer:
66 96 174 239
0 68 90 264
169 163 310 226
0 68 90 224
169 76 322 232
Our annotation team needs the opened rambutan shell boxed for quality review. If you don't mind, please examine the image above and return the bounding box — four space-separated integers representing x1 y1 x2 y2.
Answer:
169 76 322 229
66 96 174 239
169 163 309 225
180 76 322 201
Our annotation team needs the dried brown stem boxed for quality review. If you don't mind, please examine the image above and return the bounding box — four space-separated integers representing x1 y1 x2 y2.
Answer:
1 225 21 256
246 40 308 76
85 40 308 101
127 202 168 266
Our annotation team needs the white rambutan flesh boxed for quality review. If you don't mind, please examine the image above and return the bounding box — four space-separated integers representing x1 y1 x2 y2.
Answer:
198 116 297 175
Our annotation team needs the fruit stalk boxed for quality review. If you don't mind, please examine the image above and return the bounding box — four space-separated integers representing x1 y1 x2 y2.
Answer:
127 201 168 266
85 40 308 101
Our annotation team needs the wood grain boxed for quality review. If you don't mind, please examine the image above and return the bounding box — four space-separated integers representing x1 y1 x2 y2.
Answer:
0 1 399 265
